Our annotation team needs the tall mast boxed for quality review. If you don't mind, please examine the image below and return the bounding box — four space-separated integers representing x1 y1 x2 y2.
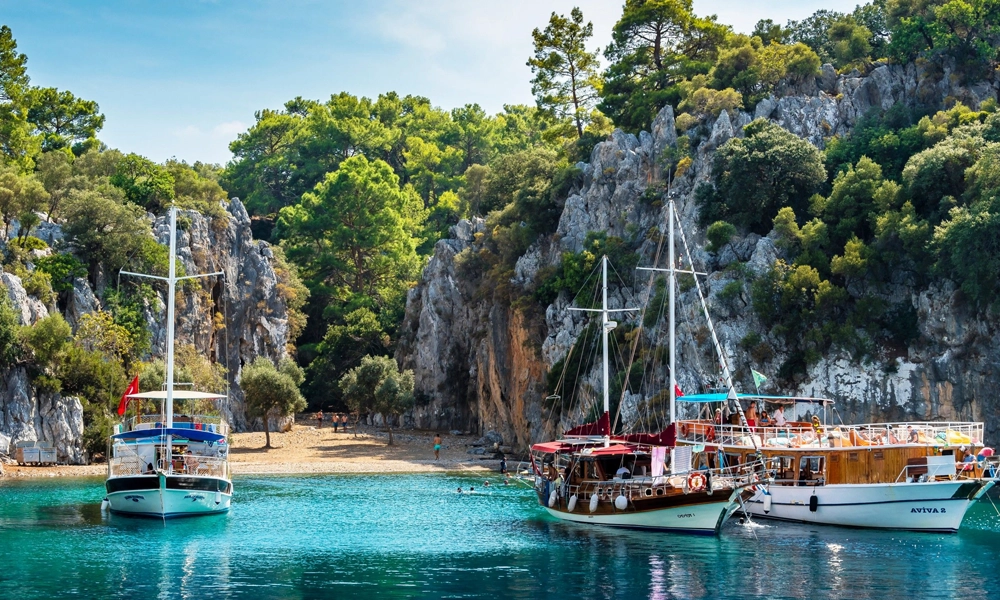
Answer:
601 256 610 448
668 200 676 423
165 207 177 428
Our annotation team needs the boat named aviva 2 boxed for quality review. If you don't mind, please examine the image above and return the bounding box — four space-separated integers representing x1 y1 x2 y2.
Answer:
103 207 233 518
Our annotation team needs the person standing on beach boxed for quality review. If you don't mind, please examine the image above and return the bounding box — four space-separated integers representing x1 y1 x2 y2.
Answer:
433 433 442 460
333 414 339 433
317 410 323 429
500 454 508 475
341 414 348 431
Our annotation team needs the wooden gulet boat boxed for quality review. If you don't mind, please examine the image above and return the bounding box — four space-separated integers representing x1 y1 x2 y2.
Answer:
530 201 766 534
103 207 233 519
675 395 995 532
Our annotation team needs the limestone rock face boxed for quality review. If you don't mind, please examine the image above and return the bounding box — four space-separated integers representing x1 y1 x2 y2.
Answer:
0 198 293 466
0 367 85 464
1 272 49 325
397 60 1000 450
146 199 291 431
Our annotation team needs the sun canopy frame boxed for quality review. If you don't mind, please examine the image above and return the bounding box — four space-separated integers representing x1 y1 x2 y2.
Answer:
111 427 225 443
126 390 226 400
677 392 835 405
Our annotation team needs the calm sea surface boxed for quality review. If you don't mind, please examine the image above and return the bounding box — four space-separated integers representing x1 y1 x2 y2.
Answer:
2 473 1000 599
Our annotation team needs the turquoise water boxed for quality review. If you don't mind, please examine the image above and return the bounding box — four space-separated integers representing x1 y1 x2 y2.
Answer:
2 475 1000 599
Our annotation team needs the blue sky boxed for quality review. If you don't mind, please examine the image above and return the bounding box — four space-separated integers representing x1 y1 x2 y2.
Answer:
2 0 863 165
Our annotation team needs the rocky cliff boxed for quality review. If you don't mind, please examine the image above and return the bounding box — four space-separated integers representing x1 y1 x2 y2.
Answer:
398 61 1000 449
0 198 291 463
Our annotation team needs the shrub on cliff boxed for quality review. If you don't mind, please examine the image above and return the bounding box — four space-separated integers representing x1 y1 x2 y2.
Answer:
697 118 826 234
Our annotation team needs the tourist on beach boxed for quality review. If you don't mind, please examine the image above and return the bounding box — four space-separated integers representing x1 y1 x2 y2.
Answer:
333 414 339 433
499 454 507 475
434 433 442 460
341 414 348 431
316 410 323 429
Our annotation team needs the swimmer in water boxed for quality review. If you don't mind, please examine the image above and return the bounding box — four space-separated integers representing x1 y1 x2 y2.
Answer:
457 487 463 493
483 480 490 487
470 486 475 492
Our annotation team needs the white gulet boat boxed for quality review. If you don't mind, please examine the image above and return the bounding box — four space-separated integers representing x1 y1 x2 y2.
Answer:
530 200 765 535
103 207 233 518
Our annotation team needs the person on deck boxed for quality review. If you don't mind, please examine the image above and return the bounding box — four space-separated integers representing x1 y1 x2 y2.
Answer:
773 405 786 427
615 465 631 480
745 403 758 428
759 411 771 426
714 408 723 424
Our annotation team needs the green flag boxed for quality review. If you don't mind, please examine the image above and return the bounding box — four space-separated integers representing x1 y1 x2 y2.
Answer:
751 369 768 389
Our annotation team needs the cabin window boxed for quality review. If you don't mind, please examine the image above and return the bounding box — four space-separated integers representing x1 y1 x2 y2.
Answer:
873 451 884 460
769 456 796 482
798 456 825 485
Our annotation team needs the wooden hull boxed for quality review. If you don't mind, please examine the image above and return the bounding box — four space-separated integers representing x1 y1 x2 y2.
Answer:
537 485 749 535
746 480 993 532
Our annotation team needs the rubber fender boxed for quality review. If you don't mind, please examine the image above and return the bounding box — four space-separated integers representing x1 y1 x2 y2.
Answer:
809 494 818 512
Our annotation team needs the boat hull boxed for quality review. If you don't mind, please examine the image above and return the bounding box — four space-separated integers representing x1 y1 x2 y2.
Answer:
106 474 232 518
747 480 993 532
542 489 745 535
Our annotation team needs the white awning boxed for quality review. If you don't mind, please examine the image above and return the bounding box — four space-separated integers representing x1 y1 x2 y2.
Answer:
127 391 227 400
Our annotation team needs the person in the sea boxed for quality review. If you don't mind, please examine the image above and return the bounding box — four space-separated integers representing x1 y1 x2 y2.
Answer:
316 410 323 429
483 480 490 487
470 486 475 493
433 433 442 460
457 486 463 493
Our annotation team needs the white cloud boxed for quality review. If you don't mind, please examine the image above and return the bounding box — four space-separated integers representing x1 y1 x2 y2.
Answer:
212 120 246 137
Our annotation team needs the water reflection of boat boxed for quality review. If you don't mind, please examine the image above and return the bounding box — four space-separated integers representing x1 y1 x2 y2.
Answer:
530 200 764 534
676 394 994 531
103 207 232 519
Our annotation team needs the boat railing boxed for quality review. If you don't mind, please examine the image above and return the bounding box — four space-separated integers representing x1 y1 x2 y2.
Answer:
544 460 765 501
108 441 230 479
127 414 230 436
676 419 984 449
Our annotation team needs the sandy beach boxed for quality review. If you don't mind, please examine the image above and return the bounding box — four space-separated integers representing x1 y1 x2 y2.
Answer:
2 422 501 478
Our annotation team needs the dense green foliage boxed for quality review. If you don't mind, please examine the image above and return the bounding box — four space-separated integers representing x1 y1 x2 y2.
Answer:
241 356 307 448
339 354 414 445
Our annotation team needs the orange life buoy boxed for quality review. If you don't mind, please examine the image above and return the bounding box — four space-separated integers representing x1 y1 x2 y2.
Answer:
680 423 690 437
688 472 706 492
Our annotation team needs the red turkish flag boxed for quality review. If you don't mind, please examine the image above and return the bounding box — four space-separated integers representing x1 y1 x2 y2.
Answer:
117 376 140 417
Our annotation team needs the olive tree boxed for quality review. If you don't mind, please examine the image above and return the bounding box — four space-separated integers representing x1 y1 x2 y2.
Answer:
240 356 306 449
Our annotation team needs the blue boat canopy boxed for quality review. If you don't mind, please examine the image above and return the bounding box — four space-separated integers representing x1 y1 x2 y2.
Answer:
677 392 834 405
111 427 226 443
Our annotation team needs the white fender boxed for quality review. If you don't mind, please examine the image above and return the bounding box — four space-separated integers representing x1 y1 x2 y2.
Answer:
589 494 599 513
101 498 109 512
614 495 628 510
567 494 578 512
215 491 222 505
548 490 557 507
763 493 772 514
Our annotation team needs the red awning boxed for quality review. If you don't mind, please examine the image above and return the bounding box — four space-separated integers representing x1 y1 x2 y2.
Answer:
530 441 572 453
588 444 635 456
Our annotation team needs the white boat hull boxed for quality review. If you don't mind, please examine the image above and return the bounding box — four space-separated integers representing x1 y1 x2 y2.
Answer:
747 480 993 532
106 474 232 518
544 489 744 534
